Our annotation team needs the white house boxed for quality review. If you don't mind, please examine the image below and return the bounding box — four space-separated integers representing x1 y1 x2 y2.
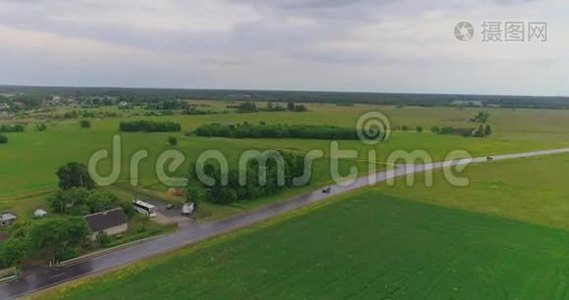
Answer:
0 213 17 227
84 208 129 241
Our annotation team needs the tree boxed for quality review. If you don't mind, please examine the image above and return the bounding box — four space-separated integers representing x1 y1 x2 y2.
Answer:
48 187 91 215
56 162 95 190
416 126 424 133
476 111 490 123
168 136 178 146
80 120 91 128
0 134 7 144
35 123 47 132
26 217 89 265
401 125 409 132
430 126 440 134
0 238 28 268
484 124 493 136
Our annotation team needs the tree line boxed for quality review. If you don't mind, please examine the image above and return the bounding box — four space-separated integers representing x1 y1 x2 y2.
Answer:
0 124 25 133
187 151 308 205
194 122 360 140
119 120 181 132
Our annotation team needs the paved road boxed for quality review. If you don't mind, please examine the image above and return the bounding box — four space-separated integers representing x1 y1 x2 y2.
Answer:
2 147 569 299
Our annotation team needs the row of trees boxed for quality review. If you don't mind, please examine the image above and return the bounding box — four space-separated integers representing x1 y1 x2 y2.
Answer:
430 125 492 137
0 124 25 133
188 151 308 205
119 120 181 132
227 102 308 113
194 122 358 140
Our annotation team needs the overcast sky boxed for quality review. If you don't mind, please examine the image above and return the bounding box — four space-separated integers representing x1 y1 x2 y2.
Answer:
0 0 566 96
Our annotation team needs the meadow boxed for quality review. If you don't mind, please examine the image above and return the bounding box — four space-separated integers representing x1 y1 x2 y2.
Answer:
37 188 569 299
2 102 569 219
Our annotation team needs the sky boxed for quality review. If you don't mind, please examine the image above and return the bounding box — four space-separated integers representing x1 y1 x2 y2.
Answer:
0 0 567 96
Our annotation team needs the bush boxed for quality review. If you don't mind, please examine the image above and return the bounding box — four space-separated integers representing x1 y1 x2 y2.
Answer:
0 124 24 133
0 134 7 144
168 136 178 146
97 232 113 247
35 123 47 132
80 120 91 128
119 121 181 132
416 126 424 133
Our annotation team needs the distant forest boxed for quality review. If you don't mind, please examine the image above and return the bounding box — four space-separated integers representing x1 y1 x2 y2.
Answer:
1 85 569 109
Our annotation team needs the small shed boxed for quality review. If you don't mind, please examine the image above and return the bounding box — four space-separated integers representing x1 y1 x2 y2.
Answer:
34 209 48 218
0 213 17 227
84 208 129 241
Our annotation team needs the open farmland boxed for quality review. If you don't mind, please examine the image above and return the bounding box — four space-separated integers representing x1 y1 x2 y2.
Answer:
2 102 569 219
37 189 569 299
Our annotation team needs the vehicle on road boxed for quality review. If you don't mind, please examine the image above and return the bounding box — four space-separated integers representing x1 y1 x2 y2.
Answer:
133 200 157 218
487 156 494 161
322 187 331 194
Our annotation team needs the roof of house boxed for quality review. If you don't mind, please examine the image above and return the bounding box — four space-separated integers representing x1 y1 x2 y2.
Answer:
84 208 128 232
0 213 17 221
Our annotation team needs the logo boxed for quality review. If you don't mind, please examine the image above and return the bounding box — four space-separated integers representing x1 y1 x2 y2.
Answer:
454 21 474 41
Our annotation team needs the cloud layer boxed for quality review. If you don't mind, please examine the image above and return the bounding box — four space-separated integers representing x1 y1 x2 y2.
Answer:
0 0 566 95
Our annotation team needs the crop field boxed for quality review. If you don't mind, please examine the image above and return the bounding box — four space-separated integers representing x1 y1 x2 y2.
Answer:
379 152 569 231
38 187 569 299
2 102 569 218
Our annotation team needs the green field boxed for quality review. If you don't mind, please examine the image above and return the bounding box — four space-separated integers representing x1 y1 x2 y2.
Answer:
39 189 569 299
3 102 569 219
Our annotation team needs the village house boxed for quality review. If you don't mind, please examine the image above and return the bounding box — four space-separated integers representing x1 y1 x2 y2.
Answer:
0 213 17 227
84 208 128 241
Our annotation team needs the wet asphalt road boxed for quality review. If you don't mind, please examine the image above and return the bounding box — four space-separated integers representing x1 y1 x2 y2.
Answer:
2 147 569 299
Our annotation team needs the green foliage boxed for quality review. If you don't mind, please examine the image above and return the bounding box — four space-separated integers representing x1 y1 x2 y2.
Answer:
35 123 47 132
232 102 258 113
168 136 178 146
56 162 95 190
195 151 308 205
430 126 440 134
48 187 131 216
80 120 91 128
96 232 112 247
0 134 7 144
26 217 89 265
0 124 25 133
401 125 409 131
416 126 423 133
119 120 181 132
0 238 28 268
287 102 307 112
195 122 359 140
476 111 490 123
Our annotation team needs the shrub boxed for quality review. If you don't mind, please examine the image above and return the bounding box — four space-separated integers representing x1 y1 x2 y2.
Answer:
80 120 91 128
168 136 178 146
0 134 7 144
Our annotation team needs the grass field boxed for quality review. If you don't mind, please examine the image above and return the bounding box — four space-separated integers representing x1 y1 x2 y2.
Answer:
2 102 569 218
38 189 569 299
378 153 569 231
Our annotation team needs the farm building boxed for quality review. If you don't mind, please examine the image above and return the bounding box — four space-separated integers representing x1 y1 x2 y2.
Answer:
0 213 17 227
84 208 128 241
